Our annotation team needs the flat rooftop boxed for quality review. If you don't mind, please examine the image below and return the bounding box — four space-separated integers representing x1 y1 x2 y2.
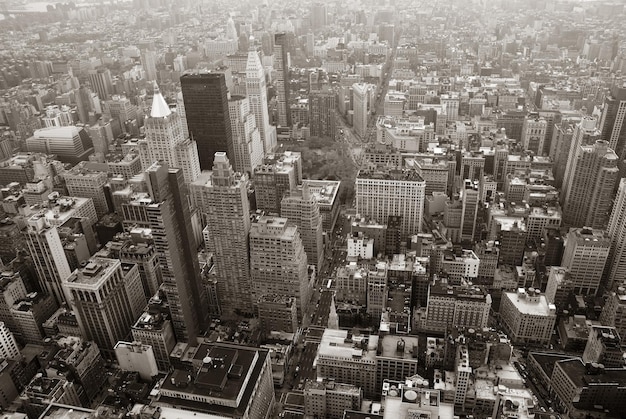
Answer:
318 329 378 363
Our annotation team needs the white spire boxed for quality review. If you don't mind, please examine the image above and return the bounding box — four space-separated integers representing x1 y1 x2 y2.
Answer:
150 82 171 118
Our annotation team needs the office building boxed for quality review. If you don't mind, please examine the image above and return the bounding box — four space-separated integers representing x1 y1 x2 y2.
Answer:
228 95 264 174
250 216 311 317
280 184 324 271
122 162 208 342
104 95 138 136
563 140 618 229
114 341 159 380
598 83 626 159
87 68 113 101
356 167 425 238
140 84 201 184
561 227 611 295
254 161 298 214
26 126 93 164
309 89 336 139
460 180 479 242
422 283 491 333
157 342 275 419
21 375 81 419
0 270 28 333
64 258 145 358
607 178 626 289
582 325 623 368
141 50 158 81
310 3 327 31
551 358 626 418
0 322 19 360
11 292 58 344
63 165 109 219
132 310 176 373
180 72 233 170
317 329 379 399
304 380 361 419
190 153 252 315
257 294 298 336
499 288 556 346
544 267 573 314
0 359 19 409
376 335 420 395
526 205 562 241
353 83 371 139
520 113 547 155
303 179 341 231
600 287 626 344
246 43 276 154
24 214 72 305
274 33 291 127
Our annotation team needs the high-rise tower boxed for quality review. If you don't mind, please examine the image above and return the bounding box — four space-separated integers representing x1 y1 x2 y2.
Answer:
189 153 253 316
607 178 626 289
64 258 146 358
246 40 276 154
180 73 233 170
250 216 311 318
122 162 208 343
281 184 324 271
24 214 72 306
274 33 291 128
228 95 264 175
140 84 201 184
598 83 626 159
562 227 611 296
562 140 619 229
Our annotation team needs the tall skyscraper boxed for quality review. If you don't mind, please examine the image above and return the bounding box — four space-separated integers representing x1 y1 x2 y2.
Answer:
176 91 189 139
356 166 425 238
274 33 291 127
228 95 264 174
352 83 370 139
598 83 626 159
140 84 201 184
189 153 253 315
122 162 208 342
309 89 336 139
250 216 311 318
63 258 146 358
24 214 72 305
180 72 233 170
561 116 599 197
87 68 113 101
310 3 327 31
562 227 611 295
281 184 324 271
607 178 626 289
246 41 276 154
460 179 479 242
141 50 157 82
562 140 619 229
254 161 298 214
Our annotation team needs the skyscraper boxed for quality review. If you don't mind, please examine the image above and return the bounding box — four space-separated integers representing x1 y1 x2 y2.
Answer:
140 84 201 184
460 179 479 242
63 258 146 358
250 216 311 318
281 184 324 271
87 68 113 101
228 95 264 175
309 89 336 139
246 41 276 154
122 162 208 342
352 83 370 139
310 3 327 31
141 50 158 81
180 72 233 170
607 178 626 289
24 214 72 305
356 166 426 238
189 153 253 316
562 140 619 229
274 33 291 127
562 227 611 295
598 83 626 159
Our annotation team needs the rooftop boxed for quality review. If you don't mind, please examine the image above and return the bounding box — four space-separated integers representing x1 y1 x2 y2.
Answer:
318 329 378 363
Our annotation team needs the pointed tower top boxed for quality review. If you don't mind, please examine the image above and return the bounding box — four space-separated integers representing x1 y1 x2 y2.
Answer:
150 82 172 118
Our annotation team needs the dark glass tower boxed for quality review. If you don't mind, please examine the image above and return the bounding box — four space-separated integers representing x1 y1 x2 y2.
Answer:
180 73 233 170
122 162 209 343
